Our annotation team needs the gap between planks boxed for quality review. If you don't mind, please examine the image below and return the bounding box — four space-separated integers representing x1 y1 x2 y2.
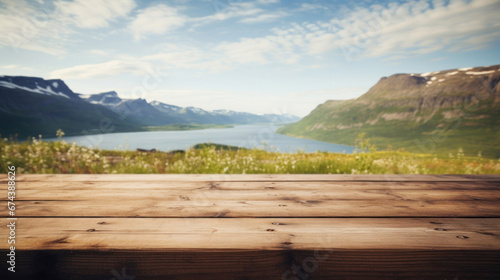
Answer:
5 174 500 182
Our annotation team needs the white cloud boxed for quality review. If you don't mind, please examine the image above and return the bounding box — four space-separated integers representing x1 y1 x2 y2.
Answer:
143 44 230 72
198 2 262 23
327 0 500 58
128 4 187 41
0 0 69 55
49 58 154 79
89 49 108 56
217 34 302 64
50 44 230 80
0 65 18 69
54 0 135 29
306 33 336 55
257 0 280 4
0 0 135 55
297 3 328 12
14 0 500 84
197 0 287 26
0 64 34 71
239 11 287 23
0 64 34 75
215 0 500 64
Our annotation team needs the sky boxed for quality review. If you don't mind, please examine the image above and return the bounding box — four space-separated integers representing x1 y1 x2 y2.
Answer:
0 0 499 117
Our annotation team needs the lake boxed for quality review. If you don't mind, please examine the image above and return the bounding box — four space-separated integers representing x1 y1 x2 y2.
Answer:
49 124 354 153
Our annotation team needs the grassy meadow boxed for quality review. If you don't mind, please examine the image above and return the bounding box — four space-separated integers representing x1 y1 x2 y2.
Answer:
1 134 499 175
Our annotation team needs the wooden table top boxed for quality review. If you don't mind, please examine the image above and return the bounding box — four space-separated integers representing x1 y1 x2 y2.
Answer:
2 174 500 279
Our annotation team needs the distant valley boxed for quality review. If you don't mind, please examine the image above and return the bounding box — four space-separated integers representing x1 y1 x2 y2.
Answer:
0 76 299 139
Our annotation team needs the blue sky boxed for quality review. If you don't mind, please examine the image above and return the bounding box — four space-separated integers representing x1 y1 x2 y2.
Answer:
1 0 499 117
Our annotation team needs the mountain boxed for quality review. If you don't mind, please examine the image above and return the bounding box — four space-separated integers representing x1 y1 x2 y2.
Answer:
82 92 300 126
278 65 500 157
0 76 300 139
0 76 80 99
81 91 184 125
0 76 143 139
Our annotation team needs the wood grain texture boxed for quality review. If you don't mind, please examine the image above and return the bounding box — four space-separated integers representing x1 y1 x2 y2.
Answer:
2 250 499 280
8 199 500 217
4 176 500 218
0 250 500 280
1 218 499 250
1 174 499 279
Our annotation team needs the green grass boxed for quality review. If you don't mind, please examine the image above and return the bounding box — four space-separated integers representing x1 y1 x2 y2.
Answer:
144 124 233 131
278 99 500 158
192 143 246 151
1 136 498 175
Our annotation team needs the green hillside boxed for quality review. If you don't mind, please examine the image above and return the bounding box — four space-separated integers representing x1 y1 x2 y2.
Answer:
278 65 500 158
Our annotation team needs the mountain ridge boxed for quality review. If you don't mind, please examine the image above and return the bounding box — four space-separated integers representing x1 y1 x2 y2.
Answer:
0 76 300 139
80 90 300 126
0 78 143 139
0 75 80 99
278 64 500 157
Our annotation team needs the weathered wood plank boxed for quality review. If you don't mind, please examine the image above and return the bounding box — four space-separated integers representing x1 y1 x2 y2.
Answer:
2 174 499 279
4 250 500 280
5 178 500 217
8 188 500 202
8 180 500 191
6 174 500 182
8 199 500 217
2 218 499 250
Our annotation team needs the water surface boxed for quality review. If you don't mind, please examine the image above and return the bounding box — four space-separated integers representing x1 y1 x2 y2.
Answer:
49 124 354 153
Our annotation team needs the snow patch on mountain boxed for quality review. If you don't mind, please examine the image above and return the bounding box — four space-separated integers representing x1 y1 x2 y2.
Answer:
186 107 207 114
465 70 496 75
0 80 70 99
421 71 440 77
151 101 182 111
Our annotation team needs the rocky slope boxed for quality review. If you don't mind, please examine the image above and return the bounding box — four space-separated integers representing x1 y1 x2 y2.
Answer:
278 65 500 157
